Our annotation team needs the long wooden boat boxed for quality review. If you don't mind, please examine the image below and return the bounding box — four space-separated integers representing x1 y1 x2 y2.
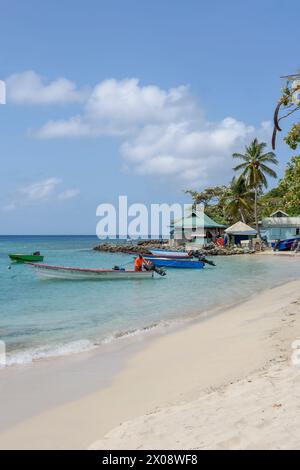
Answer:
145 257 204 269
31 263 155 280
9 253 44 263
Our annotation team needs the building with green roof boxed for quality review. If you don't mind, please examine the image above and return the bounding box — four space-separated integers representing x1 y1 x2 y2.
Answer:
171 212 226 247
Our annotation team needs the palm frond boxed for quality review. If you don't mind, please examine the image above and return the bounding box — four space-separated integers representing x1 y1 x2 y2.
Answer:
259 164 277 179
259 173 268 188
259 152 278 164
232 153 249 161
233 162 248 171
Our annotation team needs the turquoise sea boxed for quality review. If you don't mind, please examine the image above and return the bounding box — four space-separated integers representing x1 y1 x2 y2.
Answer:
1 235 300 367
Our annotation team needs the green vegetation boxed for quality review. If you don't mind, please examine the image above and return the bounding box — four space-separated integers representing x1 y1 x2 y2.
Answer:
233 139 278 235
224 177 253 224
184 186 229 224
185 140 300 231
185 74 300 229
184 177 254 225
272 73 300 150
260 156 300 217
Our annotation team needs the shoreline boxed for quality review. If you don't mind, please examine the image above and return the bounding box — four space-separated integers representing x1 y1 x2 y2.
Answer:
0 279 300 449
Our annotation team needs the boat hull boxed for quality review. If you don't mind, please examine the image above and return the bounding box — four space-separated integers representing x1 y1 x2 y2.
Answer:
31 263 154 280
149 249 191 259
272 237 300 251
9 254 44 263
146 257 204 269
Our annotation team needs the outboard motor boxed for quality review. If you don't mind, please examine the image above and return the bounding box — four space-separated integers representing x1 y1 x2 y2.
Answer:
192 250 216 267
144 262 166 277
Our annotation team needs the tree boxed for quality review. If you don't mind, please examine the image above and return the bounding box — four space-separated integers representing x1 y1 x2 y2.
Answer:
184 186 229 224
277 156 300 215
259 156 300 217
184 180 253 225
233 139 278 236
272 73 300 150
258 186 283 218
224 177 253 223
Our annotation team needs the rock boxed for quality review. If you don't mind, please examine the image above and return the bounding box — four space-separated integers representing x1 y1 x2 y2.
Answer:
93 241 171 255
93 241 253 256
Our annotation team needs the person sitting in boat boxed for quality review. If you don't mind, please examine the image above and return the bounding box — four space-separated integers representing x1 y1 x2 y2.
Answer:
134 254 151 272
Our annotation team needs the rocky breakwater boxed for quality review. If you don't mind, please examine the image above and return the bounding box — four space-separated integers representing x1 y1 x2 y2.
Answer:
202 244 252 256
93 241 251 256
93 240 172 255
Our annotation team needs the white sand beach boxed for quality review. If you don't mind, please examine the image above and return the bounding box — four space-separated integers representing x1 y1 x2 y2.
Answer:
1 280 300 450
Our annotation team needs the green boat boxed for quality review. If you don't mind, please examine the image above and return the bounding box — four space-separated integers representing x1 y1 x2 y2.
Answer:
9 253 44 263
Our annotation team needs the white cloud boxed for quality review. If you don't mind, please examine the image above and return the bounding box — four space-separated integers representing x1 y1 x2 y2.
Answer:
84 79 198 134
33 116 91 139
2 203 17 212
6 71 86 105
1 178 80 211
10 72 272 186
34 78 199 138
121 118 271 185
19 177 62 201
58 188 80 200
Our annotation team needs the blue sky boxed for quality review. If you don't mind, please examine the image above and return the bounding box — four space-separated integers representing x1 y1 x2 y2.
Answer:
0 0 298 234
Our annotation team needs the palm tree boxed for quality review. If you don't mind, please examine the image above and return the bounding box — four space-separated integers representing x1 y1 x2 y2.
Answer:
223 177 253 223
233 139 278 236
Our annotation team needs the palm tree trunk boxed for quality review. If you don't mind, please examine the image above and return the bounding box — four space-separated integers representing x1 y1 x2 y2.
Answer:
254 187 261 238
239 209 246 223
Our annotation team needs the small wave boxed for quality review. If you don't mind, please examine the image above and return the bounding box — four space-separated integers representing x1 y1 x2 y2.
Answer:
100 318 187 345
101 322 162 344
1 317 191 369
3 339 97 367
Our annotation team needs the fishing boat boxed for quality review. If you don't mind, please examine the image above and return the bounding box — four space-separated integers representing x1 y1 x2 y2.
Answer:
145 256 204 269
31 263 156 280
9 253 44 263
149 249 192 259
272 236 300 251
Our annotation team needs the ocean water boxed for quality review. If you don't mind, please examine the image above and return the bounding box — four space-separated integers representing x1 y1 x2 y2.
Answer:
0 235 300 367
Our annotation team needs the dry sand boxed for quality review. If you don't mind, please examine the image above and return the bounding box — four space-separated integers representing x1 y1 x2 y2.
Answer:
91 361 300 450
1 280 300 450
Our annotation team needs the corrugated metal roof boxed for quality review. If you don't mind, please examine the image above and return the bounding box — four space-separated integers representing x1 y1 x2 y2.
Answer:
270 210 289 217
262 217 300 228
225 221 257 235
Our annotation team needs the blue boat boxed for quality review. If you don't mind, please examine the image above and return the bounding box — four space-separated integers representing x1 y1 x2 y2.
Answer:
272 236 300 251
145 256 204 269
